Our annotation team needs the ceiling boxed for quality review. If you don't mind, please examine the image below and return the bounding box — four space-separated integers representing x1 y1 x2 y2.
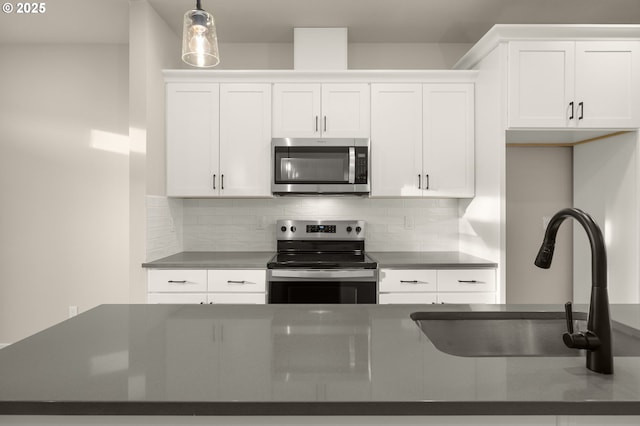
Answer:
1 0 639 44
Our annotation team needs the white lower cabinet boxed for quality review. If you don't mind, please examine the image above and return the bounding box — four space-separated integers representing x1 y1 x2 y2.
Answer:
147 269 266 304
378 268 496 304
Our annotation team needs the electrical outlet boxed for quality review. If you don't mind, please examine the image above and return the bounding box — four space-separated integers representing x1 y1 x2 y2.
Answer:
68 306 78 318
256 215 266 230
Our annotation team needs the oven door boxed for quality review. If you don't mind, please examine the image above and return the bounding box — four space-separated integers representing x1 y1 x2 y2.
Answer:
271 138 369 194
267 269 378 304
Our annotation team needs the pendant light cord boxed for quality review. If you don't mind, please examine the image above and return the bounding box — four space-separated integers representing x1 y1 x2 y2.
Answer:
196 0 202 10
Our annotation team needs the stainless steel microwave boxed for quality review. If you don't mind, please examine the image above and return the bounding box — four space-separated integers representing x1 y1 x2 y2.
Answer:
271 138 370 195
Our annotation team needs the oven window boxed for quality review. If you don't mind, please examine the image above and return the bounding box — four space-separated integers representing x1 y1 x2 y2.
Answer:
269 282 377 304
274 147 350 184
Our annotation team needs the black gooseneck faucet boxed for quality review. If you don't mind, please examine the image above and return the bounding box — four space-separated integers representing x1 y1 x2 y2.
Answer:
534 207 613 374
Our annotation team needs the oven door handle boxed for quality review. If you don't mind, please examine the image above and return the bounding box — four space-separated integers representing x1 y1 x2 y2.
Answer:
269 269 375 279
348 147 356 184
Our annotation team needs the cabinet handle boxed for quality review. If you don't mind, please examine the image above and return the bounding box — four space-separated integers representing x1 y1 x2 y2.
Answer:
400 280 419 284
213 174 216 190
221 174 224 190
458 280 480 284
227 280 250 285
418 174 421 189
324 116 327 132
569 102 574 120
578 102 584 120
315 116 319 132
425 174 430 190
167 280 187 284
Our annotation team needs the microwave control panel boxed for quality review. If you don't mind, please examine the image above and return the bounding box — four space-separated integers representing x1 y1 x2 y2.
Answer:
355 147 368 184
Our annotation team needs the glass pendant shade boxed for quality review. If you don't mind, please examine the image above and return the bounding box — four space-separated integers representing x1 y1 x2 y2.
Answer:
182 5 219 67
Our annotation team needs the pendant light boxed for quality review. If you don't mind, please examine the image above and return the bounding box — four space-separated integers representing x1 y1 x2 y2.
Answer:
181 0 220 67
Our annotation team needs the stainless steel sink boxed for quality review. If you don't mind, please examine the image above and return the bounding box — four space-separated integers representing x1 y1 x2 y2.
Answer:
410 311 640 357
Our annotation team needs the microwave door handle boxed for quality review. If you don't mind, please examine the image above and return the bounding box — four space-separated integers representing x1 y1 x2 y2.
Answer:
348 147 356 184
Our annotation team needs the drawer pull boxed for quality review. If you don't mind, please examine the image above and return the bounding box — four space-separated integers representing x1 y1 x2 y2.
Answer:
167 280 188 284
400 280 419 284
227 280 252 285
458 280 480 284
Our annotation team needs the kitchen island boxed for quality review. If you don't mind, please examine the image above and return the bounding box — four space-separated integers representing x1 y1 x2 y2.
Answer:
1 304 640 425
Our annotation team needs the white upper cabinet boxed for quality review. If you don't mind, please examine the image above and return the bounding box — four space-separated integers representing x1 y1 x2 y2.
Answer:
166 83 220 197
371 83 475 198
370 84 423 197
422 84 475 198
508 40 640 128
272 83 370 138
575 41 640 128
508 41 575 128
219 84 272 197
166 83 271 197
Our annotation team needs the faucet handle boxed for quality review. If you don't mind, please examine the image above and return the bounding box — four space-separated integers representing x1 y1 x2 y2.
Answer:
564 301 574 334
563 301 602 350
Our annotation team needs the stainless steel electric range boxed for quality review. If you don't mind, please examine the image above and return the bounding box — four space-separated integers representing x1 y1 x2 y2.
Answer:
267 220 378 304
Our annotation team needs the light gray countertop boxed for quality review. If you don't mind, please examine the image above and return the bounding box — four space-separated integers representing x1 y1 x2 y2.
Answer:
142 251 497 270
142 251 275 269
367 251 497 269
1 303 640 416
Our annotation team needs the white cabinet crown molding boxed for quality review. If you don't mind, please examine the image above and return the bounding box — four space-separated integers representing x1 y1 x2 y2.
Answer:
455 24 640 70
163 69 478 84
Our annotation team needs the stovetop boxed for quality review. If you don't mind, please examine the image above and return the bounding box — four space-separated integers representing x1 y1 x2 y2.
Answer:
268 219 377 269
267 252 378 269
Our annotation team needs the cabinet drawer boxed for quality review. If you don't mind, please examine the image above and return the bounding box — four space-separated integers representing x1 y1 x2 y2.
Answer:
379 269 437 292
148 270 208 292
208 270 266 292
379 293 437 304
147 293 208 304
208 293 266 304
437 292 496 304
437 269 496 292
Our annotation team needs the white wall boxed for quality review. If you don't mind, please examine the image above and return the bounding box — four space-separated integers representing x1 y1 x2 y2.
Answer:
505 147 573 304
202 42 472 70
129 0 182 304
574 132 640 304
0 44 130 343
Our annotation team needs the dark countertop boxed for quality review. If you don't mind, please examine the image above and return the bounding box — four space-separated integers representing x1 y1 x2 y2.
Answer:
1 303 640 416
142 251 496 270
367 251 497 268
142 251 275 269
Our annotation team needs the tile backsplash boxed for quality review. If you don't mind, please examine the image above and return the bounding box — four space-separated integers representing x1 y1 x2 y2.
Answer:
146 196 461 260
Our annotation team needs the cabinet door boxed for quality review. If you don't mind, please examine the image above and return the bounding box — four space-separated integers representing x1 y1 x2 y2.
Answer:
272 83 321 137
208 269 266 293
423 83 475 198
575 41 640 128
148 269 208 293
166 83 220 196
378 269 437 293
370 84 423 197
508 41 575 128
437 269 496 293
219 84 272 196
321 83 370 137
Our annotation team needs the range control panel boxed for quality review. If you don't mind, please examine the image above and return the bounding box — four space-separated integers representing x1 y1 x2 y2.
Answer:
307 224 337 233
277 220 365 240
